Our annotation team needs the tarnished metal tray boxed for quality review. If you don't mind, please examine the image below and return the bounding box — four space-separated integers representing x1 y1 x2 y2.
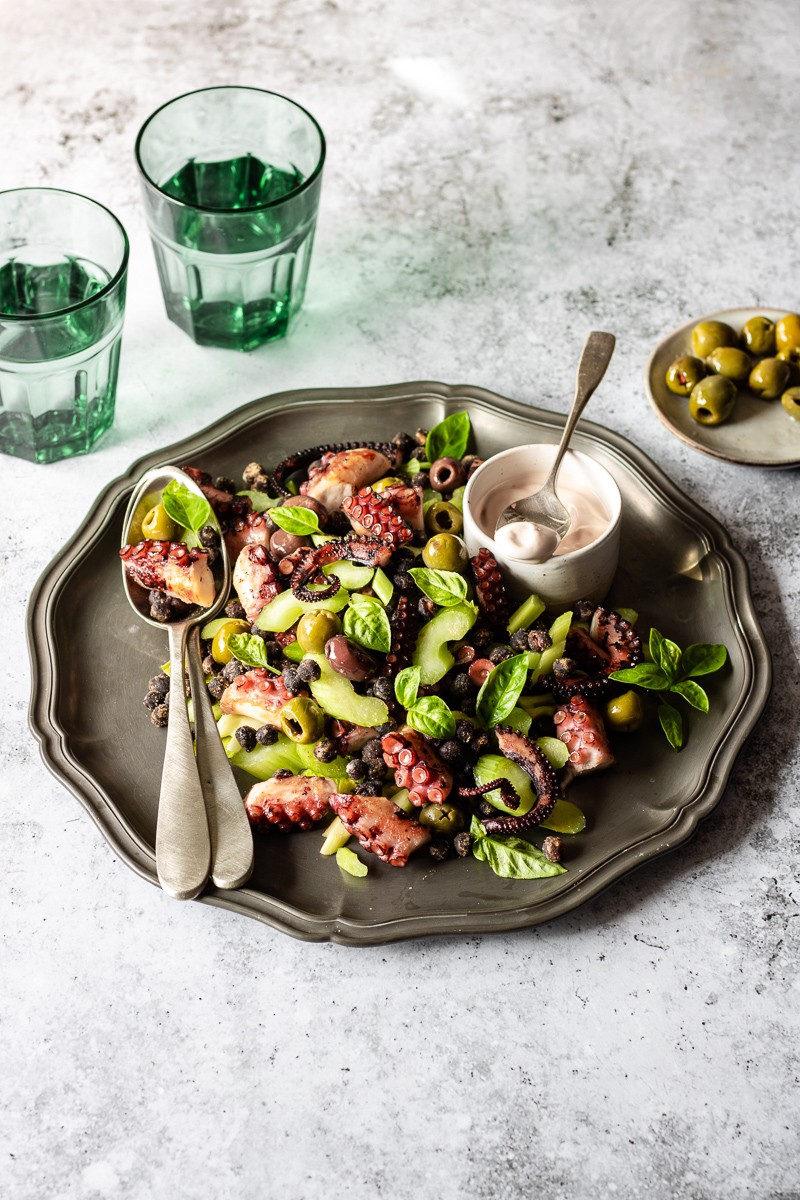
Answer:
27 383 771 944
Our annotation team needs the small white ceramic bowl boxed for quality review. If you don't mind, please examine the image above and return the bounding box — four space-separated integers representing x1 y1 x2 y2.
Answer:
462 444 622 608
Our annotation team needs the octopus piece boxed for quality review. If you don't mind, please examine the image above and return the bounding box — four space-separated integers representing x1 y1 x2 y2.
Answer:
381 594 422 677
548 605 642 700
244 776 337 832
341 486 414 547
474 726 561 835
329 720 380 755
468 548 510 627
553 694 615 775
266 441 396 499
219 669 307 727
233 544 283 622
377 482 424 537
225 510 274 562
300 447 395 512
181 466 250 521
328 791 431 867
120 539 215 608
290 537 393 603
381 725 453 806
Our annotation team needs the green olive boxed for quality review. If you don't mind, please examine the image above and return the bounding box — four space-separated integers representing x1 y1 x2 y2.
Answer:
424 500 463 536
706 346 752 382
775 312 800 354
372 476 403 493
748 357 790 400
665 355 706 396
211 618 250 664
418 802 464 835
604 690 644 733
689 375 737 426
780 386 800 421
279 696 325 743
422 532 469 572
142 502 178 541
776 347 800 388
296 609 342 654
741 315 776 356
691 320 736 359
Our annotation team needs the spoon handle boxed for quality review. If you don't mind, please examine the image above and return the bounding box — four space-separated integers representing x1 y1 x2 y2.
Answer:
546 330 616 486
156 622 211 900
187 626 254 891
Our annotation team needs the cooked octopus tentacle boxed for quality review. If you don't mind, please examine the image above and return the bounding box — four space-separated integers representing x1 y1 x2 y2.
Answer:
553 694 615 774
290 537 393 602
548 604 642 700
269 441 397 497
458 778 521 810
381 726 454 807
477 725 560 835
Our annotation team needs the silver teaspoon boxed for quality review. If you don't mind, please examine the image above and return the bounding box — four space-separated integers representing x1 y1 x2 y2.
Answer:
494 331 616 560
120 466 252 898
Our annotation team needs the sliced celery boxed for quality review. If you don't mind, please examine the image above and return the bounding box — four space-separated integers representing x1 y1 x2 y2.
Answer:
411 602 477 684
322 560 374 589
307 652 389 726
320 817 352 856
530 610 572 684
255 586 350 632
507 593 546 635
372 567 394 607
200 616 230 640
336 846 368 877
281 640 305 663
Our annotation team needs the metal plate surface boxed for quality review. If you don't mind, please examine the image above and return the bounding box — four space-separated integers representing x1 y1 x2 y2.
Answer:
27 382 772 944
645 306 800 467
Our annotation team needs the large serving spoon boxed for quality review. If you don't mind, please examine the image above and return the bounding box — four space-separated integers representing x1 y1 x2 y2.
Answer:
494 331 616 560
120 466 253 899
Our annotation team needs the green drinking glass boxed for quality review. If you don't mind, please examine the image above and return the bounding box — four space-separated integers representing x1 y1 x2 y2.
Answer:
135 86 326 352
0 188 128 464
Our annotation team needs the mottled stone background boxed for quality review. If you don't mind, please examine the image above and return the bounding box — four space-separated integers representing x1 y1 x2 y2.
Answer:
2 1 799 1197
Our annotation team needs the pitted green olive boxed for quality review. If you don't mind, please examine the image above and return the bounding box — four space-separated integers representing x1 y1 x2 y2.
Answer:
780 386 800 421
296 609 342 654
665 356 706 396
279 696 325 743
424 500 463 535
748 357 790 400
775 312 800 354
706 346 752 382
142 502 178 542
418 802 464 835
741 315 776 356
691 320 736 359
422 533 469 572
211 619 250 664
372 476 403 493
689 375 737 426
604 690 644 732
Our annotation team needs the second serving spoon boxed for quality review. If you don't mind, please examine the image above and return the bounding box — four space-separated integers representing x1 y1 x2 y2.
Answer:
494 331 616 560
120 465 253 899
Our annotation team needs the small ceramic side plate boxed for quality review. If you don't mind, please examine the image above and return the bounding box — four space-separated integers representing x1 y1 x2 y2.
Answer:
645 306 800 468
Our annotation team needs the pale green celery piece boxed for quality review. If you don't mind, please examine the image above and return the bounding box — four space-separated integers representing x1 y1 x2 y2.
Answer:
311 532 336 546
320 817 351 856
541 799 586 834
336 846 368 877
217 713 261 738
504 707 533 735
473 754 585 832
507 593 546 635
282 640 305 663
615 607 638 625
200 616 231 641
322 560 374 588
449 485 466 512
536 735 569 769
256 585 350 632
307 651 389 726
517 694 556 719
389 787 413 813
411 601 477 684
530 610 573 684
228 732 348 780
161 661 171 675
372 567 394 606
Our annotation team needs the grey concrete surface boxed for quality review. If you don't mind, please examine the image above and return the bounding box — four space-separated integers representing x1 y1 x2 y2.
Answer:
1 1 798 1197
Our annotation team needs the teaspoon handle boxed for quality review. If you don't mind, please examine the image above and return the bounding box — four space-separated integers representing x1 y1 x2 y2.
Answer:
156 622 211 900
547 331 616 486
187 626 254 891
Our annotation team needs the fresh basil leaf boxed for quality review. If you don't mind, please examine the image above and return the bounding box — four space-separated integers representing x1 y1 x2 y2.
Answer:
425 411 471 463
408 567 468 607
470 816 566 879
658 637 683 683
336 846 368 877
658 701 683 750
670 679 709 712
475 653 530 728
161 480 212 533
343 595 391 653
681 642 728 677
649 627 664 666
269 505 321 536
228 633 280 672
609 663 670 690
406 696 456 740
395 665 421 710
237 489 279 513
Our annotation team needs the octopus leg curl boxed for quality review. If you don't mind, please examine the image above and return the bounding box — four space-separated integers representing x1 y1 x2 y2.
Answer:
477 726 561 835
290 537 394 602
458 779 521 810
549 604 642 700
269 441 397 498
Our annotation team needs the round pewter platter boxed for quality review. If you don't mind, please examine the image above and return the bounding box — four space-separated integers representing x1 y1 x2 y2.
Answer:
645 306 800 468
27 383 772 944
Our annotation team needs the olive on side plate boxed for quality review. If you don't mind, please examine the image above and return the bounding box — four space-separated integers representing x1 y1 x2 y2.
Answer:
706 346 752 382
781 386 800 421
689 375 737 426
775 312 800 355
741 315 776 356
691 320 736 359
665 355 706 396
748 357 790 401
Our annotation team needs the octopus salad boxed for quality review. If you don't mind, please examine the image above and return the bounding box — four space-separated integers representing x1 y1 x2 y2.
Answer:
120 412 726 881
